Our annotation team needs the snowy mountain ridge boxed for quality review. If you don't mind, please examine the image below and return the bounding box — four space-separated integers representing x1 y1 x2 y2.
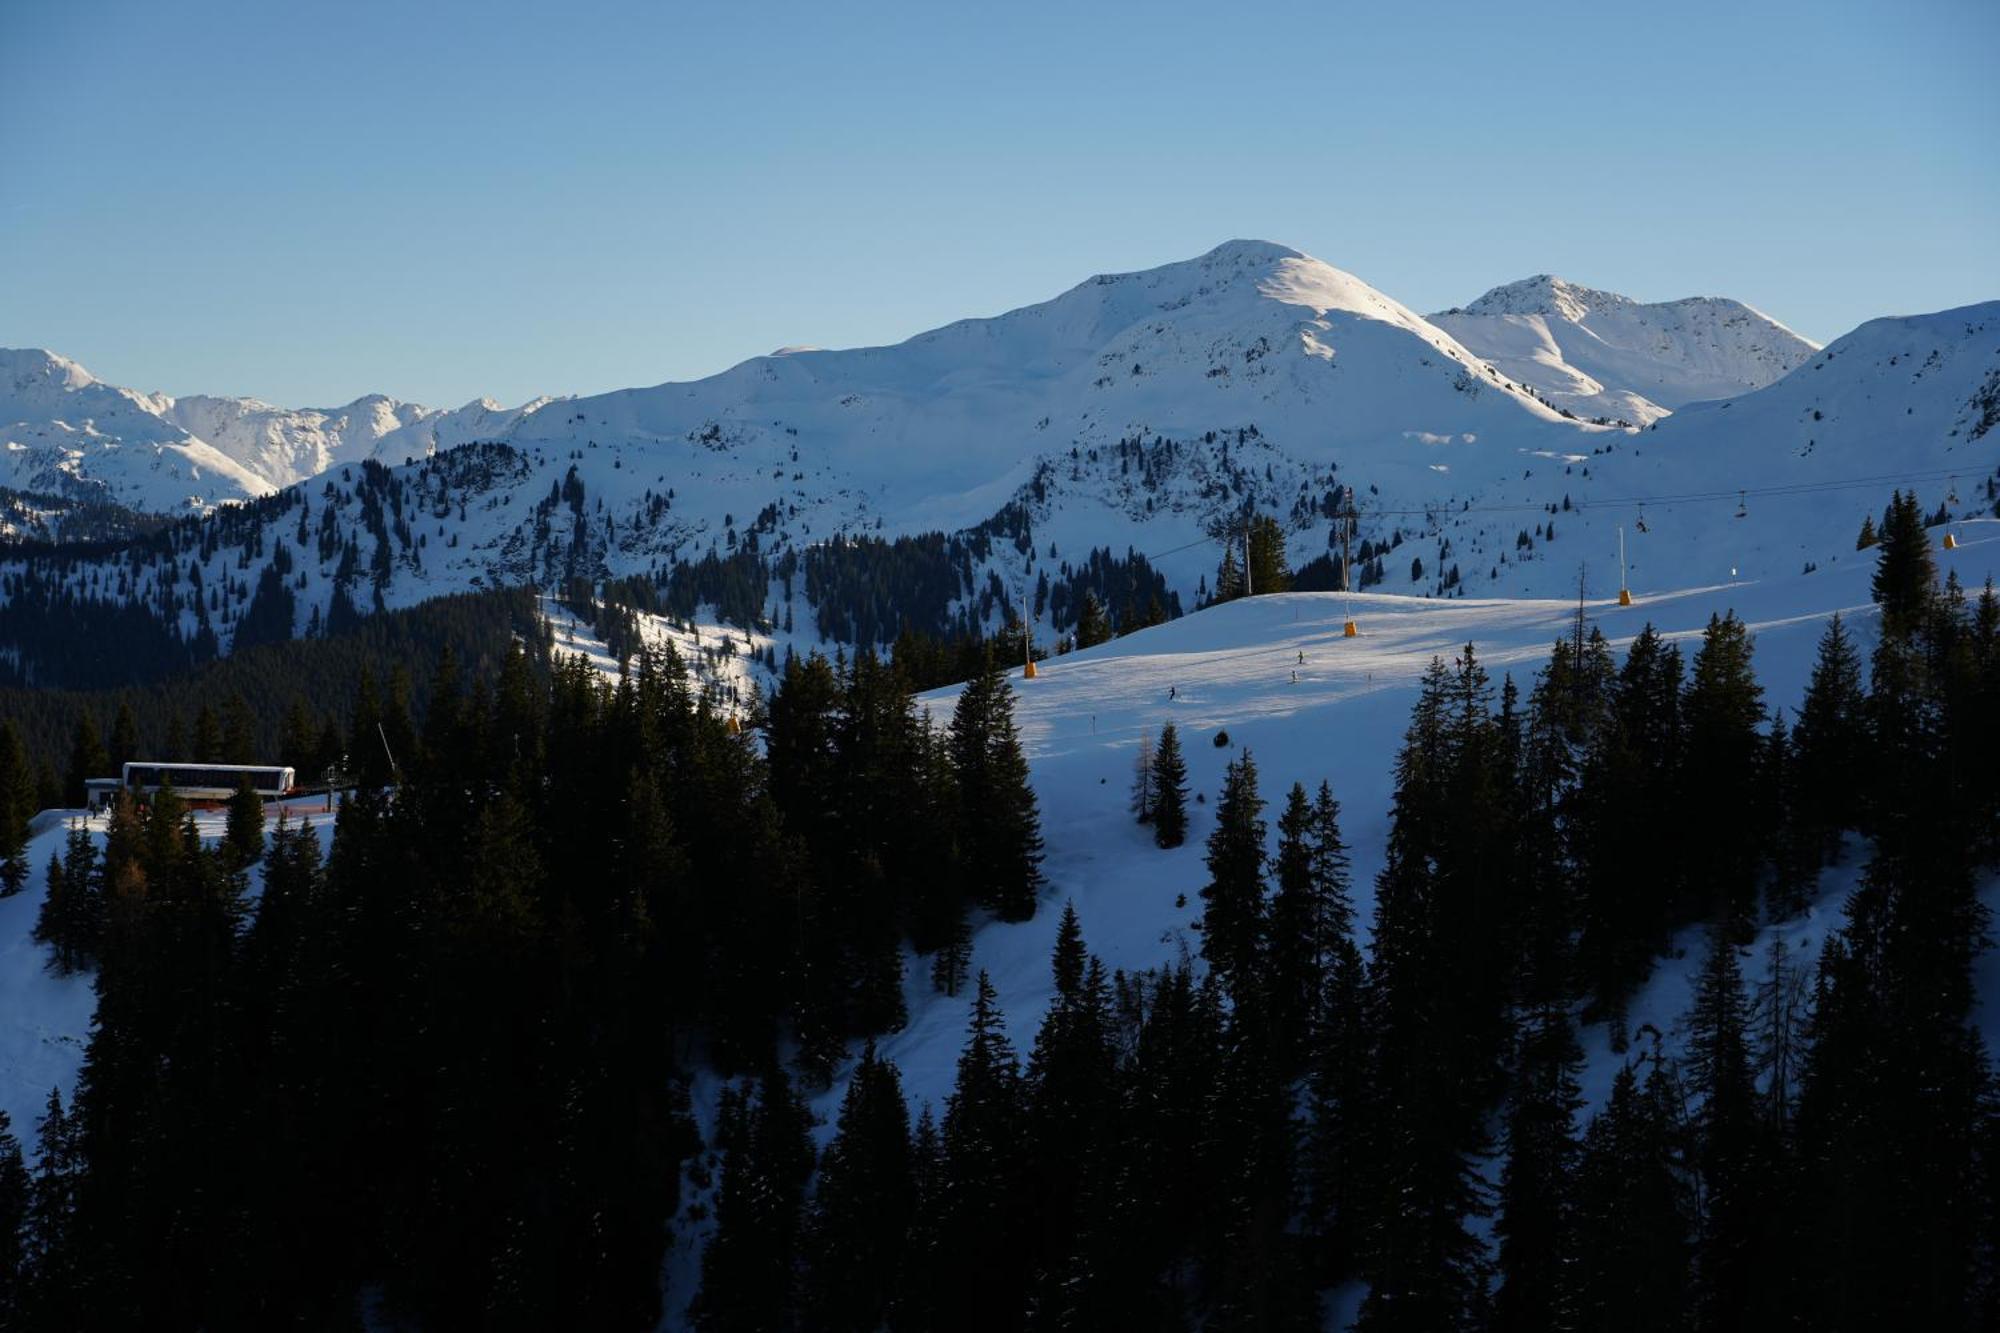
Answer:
158 389 559 489
1432 275 1818 426
0 346 555 512
0 244 1993 695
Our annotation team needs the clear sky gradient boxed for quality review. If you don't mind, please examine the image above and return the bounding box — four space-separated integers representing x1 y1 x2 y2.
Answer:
3 0 1995 409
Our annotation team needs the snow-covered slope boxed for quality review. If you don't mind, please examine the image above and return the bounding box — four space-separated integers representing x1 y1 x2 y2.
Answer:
657 528 2000 1322
857 528 2000 1123
0 349 276 512
1432 276 1817 426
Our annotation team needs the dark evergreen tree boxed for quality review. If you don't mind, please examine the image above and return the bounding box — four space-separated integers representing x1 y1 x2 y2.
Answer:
804 1043 914 1333
0 1108 27 1329
949 656 1045 922
1576 624 1685 1045
1214 544 1245 604
1198 752 1268 997
33 822 100 974
62 714 109 807
1246 514 1292 595
1022 906 1119 1319
691 1068 817 1333
1791 612 1868 861
191 701 224 765
1357 651 1506 1333
1871 489 1937 641
223 777 267 869
931 971 1030 1330
1151 722 1189 850
1683 926 1769 1330
22 1087 83 1325
1493 990 1584 1333
1130 730 1156 826
0 722 33 895
1574 1062 1692 1331
1073 591 1114 649
106 701 140 775
1681 613 1767 934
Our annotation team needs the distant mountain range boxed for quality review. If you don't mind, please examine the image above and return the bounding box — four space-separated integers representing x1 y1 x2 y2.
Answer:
0 240 1993 682
0 245 1818 514
0 347 550 514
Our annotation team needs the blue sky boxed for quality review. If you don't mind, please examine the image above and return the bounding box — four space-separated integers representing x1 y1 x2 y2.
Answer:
2 0 1994 408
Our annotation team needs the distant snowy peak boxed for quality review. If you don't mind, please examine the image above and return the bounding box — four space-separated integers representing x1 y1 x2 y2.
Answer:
159 388 557 487
1 347 100 395
1449 274 1634 322
0 347 556 505
1431 276 1818 426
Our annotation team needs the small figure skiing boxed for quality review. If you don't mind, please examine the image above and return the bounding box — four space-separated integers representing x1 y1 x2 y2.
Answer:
1169 684 1178 701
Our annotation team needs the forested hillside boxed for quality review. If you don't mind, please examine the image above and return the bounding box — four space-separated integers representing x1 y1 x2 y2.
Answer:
0 495 1992 1330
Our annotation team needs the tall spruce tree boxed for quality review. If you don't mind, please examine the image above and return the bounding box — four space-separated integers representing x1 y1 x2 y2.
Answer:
949 656 1045 922
690 1069 817 1333
1871 489 1937 641
1358 655 1497 1333
932 971 1031 1329
804 1043 914 1333
1130 731 1156 826
1684 926 1769 1330
1574 1062 1692 1330
1022 906 1119 1315
224 778 267 869
1681 613 1767 934
1198 752 1268 998
1074 591 1114 649
1151 722 1189 850
0 722 33 895
1576 624 1685 1046
0 1107 27 1327
1791 612 1868 861
62 715 109 808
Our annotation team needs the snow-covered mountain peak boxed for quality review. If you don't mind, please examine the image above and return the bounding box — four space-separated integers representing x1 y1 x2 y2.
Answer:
1431 276 1819 426
0 347 100 394
1450 274 1627 323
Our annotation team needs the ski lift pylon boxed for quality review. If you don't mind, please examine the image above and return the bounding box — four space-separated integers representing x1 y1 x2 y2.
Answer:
1617 526 1633 606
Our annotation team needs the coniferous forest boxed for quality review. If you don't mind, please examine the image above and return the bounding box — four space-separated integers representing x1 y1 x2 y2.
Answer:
0 495 1994 1330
